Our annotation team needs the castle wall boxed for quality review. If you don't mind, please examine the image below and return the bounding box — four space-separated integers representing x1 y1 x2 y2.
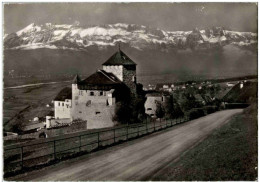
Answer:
71 86 116 129
123 66 137 94
71 83 80 121
103 65 123 81
54 99 71 119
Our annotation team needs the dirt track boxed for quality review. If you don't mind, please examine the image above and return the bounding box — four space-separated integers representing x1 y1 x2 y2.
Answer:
9 109 243 181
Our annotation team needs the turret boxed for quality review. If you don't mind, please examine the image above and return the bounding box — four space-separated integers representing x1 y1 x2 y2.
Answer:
102 48 137 94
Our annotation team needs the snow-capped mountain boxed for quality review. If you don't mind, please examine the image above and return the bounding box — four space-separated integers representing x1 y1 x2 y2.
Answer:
4 23 257 51
3 23 257 82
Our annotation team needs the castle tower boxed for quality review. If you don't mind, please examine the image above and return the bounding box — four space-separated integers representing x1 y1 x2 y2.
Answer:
102 48 137 94
71 74 81 120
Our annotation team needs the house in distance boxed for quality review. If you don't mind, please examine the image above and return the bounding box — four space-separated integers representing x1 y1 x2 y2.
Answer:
53 48 138 129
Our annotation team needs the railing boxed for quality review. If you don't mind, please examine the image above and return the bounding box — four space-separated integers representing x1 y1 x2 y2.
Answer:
4 117 188 174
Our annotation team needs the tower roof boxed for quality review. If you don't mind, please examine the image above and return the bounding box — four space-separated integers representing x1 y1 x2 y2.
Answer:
54 87 72 101
72 74 81 84
80 70 121 85
78 70 122 90
102 50 136 66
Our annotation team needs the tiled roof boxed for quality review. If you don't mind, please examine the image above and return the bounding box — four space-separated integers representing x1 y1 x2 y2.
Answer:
78 70 122 90
54 87 72 101
72 74 81 84
102 50 136 66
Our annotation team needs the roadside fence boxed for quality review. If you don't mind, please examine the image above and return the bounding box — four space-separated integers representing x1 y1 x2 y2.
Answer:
4 116 188 174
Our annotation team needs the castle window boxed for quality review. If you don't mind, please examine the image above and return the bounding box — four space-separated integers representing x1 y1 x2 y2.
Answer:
86 100 91 106
90 91 94 96
132 75 136 82
62 103 64 106
100 91 103 96
147 108 152 111
95 111 101 115
79 111 82 113
58 102 60 106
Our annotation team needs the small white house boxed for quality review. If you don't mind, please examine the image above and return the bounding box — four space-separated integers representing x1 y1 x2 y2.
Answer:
163 85 169 89
144 92 169 117
54 87 72 119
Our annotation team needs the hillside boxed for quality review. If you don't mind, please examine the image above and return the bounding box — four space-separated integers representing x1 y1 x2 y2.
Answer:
223 82 257 103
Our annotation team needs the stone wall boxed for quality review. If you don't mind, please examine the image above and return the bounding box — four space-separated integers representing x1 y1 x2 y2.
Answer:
123 66 137 95
4 121 87 140
103 65 123 81
71 86 116 129
72 102 115 129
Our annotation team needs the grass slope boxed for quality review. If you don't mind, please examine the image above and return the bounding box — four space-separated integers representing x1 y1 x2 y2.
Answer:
152 104 257 181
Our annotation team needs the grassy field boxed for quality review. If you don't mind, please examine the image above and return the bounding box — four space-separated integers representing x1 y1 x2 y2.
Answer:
151 103 257 181
3 81 71 132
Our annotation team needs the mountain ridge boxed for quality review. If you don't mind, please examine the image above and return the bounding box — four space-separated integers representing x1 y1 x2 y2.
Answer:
3 23 257 82
4 23 257 51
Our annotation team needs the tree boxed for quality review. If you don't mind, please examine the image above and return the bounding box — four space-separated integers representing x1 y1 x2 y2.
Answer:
155 102 165 120
113 94 146 124
164 95 174 119
172 98 184 119
113 101 131 124
11 114 25 134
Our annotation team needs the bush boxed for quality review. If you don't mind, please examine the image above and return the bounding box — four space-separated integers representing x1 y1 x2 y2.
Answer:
203 106 217 114
11 114 25 134
155 102 165 119
113 102 131 124
188 108 205 120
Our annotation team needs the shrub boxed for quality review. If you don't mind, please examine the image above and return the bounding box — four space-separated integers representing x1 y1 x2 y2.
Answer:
188 108 205 120
113 102 131 124
11 114 25 134
203 106 217 115
155 102 165 120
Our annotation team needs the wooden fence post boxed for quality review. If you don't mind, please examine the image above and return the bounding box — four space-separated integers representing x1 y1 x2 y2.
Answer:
21 146 23 169
79 135 81 152
54 140 56 160
97 132 100 148
114 128 116 143
146 120 148 134
154 120 155 131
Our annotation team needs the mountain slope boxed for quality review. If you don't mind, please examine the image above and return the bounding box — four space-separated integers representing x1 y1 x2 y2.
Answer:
3 23 258 83
4 23 257 51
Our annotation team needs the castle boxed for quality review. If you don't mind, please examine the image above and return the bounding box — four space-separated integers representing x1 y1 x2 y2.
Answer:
53 48 137 129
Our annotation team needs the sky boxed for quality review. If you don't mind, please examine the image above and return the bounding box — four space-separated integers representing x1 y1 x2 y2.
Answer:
3 2 258 34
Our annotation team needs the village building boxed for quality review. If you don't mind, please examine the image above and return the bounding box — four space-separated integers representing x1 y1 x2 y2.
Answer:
53 48 138 129
144 92 169 117
53 87 72 119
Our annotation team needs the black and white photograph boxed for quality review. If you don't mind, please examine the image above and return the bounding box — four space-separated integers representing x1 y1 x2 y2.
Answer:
2 2 258 181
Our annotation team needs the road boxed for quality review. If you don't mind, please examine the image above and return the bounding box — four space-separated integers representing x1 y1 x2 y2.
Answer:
9 109 243 181
4 80 70 89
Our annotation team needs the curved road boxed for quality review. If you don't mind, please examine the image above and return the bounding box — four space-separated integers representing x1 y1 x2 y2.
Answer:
9 109 243 181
